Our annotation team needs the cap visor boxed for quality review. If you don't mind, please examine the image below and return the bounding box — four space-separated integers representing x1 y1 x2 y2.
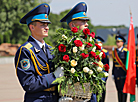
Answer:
38 20 51 24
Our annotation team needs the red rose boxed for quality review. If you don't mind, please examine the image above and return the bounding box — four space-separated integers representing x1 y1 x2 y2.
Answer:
104 64 109 71
74 40 83 47
95 43 101 50
93 62 98 66
63 55 70 62
71 27 78 33
88 32 95 38
101 51 106 59
83 28 90 35
80 53 89 59
86 42 92 48
58 44 66 52
96 55 100 61
89 51 97 59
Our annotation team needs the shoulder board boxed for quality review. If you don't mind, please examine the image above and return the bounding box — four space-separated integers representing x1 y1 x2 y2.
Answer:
102 49 108 53
24 43 33 49
123 48 128 51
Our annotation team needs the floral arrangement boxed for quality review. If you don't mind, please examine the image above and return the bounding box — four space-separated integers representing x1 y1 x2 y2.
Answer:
52 27 109 101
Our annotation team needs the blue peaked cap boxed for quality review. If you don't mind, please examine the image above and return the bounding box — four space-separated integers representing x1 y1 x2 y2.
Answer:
115 34 126 43
20 3 51 25
95 36 105 42
60 2 89 24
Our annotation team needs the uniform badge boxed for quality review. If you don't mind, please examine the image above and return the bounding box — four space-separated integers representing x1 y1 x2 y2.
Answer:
20 59 30 70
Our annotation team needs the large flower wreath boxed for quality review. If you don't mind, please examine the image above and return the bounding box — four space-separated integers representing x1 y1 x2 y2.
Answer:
51 27 109 101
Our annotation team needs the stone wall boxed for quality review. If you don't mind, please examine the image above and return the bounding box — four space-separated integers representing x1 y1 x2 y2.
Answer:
0 43 21 56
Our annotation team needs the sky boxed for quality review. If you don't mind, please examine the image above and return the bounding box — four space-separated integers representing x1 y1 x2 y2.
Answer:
49 0 138 27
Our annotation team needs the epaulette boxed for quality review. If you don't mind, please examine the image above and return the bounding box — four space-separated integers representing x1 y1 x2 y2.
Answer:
24 43 33 49
102 49 108 53
122 48 128 52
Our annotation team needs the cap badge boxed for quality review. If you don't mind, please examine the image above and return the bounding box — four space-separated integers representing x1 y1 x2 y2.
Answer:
45 5 48 8
83 12 86 16
82 3 85 6
45 14 47 18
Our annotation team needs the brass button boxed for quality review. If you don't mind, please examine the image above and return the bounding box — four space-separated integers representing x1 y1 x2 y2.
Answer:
117 77 120 80
53 93 55 95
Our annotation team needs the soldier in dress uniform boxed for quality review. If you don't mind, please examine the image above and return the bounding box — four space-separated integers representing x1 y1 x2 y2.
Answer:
60 2 97 102
112 34 127 102
14 3 64 102
95 36 109 102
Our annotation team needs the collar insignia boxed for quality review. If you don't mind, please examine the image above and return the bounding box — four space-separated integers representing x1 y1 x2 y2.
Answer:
34 47 40 53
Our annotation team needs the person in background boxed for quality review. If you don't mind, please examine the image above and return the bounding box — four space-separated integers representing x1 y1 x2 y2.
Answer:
95 36 109 102
112 34 127 102
60 2 97 102
14 3 64 102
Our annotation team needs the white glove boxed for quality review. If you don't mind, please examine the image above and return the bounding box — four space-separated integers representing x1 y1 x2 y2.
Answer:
54 67 64 78
59 96 73 102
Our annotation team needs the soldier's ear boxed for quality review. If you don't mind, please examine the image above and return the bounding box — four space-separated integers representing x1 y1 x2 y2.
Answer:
29 24 34 30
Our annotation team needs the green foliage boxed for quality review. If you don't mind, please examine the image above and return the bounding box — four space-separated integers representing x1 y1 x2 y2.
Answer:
0 0 39 44
103 34 116 45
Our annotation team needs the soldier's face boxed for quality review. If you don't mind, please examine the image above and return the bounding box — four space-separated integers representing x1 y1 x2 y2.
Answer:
116 41 124 48
72 20 88 30
31 22 49 40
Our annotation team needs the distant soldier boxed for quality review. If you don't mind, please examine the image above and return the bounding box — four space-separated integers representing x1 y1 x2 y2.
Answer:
112 34 127 102
95 36 109 102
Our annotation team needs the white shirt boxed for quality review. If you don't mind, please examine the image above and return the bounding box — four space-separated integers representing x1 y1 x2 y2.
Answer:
118 46 123 51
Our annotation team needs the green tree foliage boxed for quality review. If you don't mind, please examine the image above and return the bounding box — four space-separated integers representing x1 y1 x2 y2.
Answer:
103 34 116 46
0 0 39 44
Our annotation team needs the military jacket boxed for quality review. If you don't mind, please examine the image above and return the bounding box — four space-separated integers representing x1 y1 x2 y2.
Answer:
14 36 58 101
112 47 127 78
102 48 109 68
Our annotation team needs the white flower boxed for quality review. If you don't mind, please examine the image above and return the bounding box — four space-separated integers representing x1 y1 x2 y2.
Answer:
99 52 103 57
79 44 85 51
98 61 103 68
71 68 76 73
92 46 96 52
89 37 92 42
73 47 77 53
104 72 109 77
76 38 80 40
89 70 93 75
62 34 67 39
83 67 90 73
98 43 102 47
97 67 102 72
71 60 77 67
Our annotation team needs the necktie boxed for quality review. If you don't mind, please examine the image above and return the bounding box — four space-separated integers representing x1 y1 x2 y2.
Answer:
42 45 48 58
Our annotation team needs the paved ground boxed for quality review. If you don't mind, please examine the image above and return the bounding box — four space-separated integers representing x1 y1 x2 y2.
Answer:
0 57 137 102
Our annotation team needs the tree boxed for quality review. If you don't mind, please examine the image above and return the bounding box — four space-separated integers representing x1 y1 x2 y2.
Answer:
0 0 39 44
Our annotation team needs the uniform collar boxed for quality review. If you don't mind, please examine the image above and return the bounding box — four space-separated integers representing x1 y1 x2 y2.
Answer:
118 46 123 51
31 36 45 48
